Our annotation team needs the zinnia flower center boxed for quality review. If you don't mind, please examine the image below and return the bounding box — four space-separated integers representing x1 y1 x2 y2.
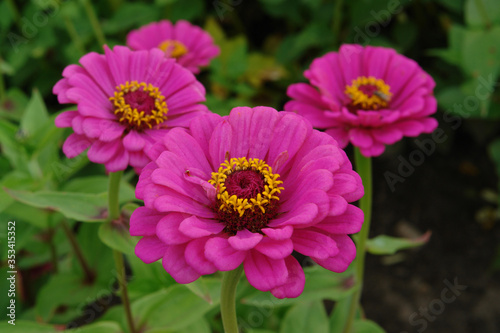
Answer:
345 76 392 111
158 40 188 59
109 81 168 131
208 157 284 235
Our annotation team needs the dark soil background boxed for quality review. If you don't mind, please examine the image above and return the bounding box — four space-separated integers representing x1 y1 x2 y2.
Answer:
361 113 500 333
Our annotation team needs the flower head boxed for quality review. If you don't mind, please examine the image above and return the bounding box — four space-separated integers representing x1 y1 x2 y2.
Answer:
285 44 438 157
53 45 208 172
127 20 220 74
130 106 364 298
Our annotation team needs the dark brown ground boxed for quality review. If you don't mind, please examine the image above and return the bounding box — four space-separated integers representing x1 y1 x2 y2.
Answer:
362 113 500 332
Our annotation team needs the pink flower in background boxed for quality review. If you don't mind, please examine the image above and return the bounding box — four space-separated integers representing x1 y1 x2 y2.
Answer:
285 44 438 157
127 20 220 74
53 45 208 172
130 106 364 298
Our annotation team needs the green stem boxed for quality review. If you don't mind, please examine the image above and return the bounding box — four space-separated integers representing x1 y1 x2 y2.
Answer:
81 0 107 47
220 266 243 333
61 220 95 283
63 12 86 56
107 170 135 333
332 0 345 46
343 148 372 333
108 171 122 222
113 249 136 333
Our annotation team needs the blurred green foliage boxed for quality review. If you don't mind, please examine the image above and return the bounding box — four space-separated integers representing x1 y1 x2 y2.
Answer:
0 0 499 332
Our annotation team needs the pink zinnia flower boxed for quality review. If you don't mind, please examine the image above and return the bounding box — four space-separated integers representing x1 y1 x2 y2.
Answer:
285 44 438 157
53 45 208 172
130 106 364 298
127 20 220 74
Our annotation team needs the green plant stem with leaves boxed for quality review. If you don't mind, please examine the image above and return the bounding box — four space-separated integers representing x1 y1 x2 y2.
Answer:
343 148 373 333
220 265 244 333
108 171 136 333
81 0 107 47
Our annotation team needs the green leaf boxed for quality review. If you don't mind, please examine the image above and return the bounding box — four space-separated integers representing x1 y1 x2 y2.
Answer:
169 0 205 21
66 321 122 333
102 3 161 34
35 272 108 322
98 221 137 255
4 189 108 222
131 283 220 331
280 300 329 333
461 26 500 79
145 318 211 333
366 231 431 255
0 88 29 121
242 265 356 307
62 176 136 202
329 297 355 333
19 89 49 140
2 201 51 228
465 0 500 28
0 119 30 172
0 320 56 333
352 319 386 333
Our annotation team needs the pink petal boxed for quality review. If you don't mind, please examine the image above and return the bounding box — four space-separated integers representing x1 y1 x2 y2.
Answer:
261 226 293 240
185 238 217 275
313 234 356 273
315 205 364 234
123 130 146 151
254 238 293 260
105 149 129 172
269 203 318 227
135 236 167 264
156 214 192 245
179 215 224 238
243 251 288 292
99 121 125 141
129 206 164 236
291 230 339 259
62 133 91 158
162 244 201 284
164 128 213 175
228 229 263 251
270 256 305 299
209 120 232 167
205 237 247 271
87 140 121 164
328 194 348 216
55 111 78 128
349 128 373 148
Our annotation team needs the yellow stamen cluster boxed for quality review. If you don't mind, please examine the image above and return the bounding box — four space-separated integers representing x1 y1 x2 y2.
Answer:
345 76 392 110
209 157 284 217
109 81 167 130
158 40 188 58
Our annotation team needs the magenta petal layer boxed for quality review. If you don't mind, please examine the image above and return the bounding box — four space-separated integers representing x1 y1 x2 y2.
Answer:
130 107 364 298
53 45 208 172
127 20 220 74
285 44 438 157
